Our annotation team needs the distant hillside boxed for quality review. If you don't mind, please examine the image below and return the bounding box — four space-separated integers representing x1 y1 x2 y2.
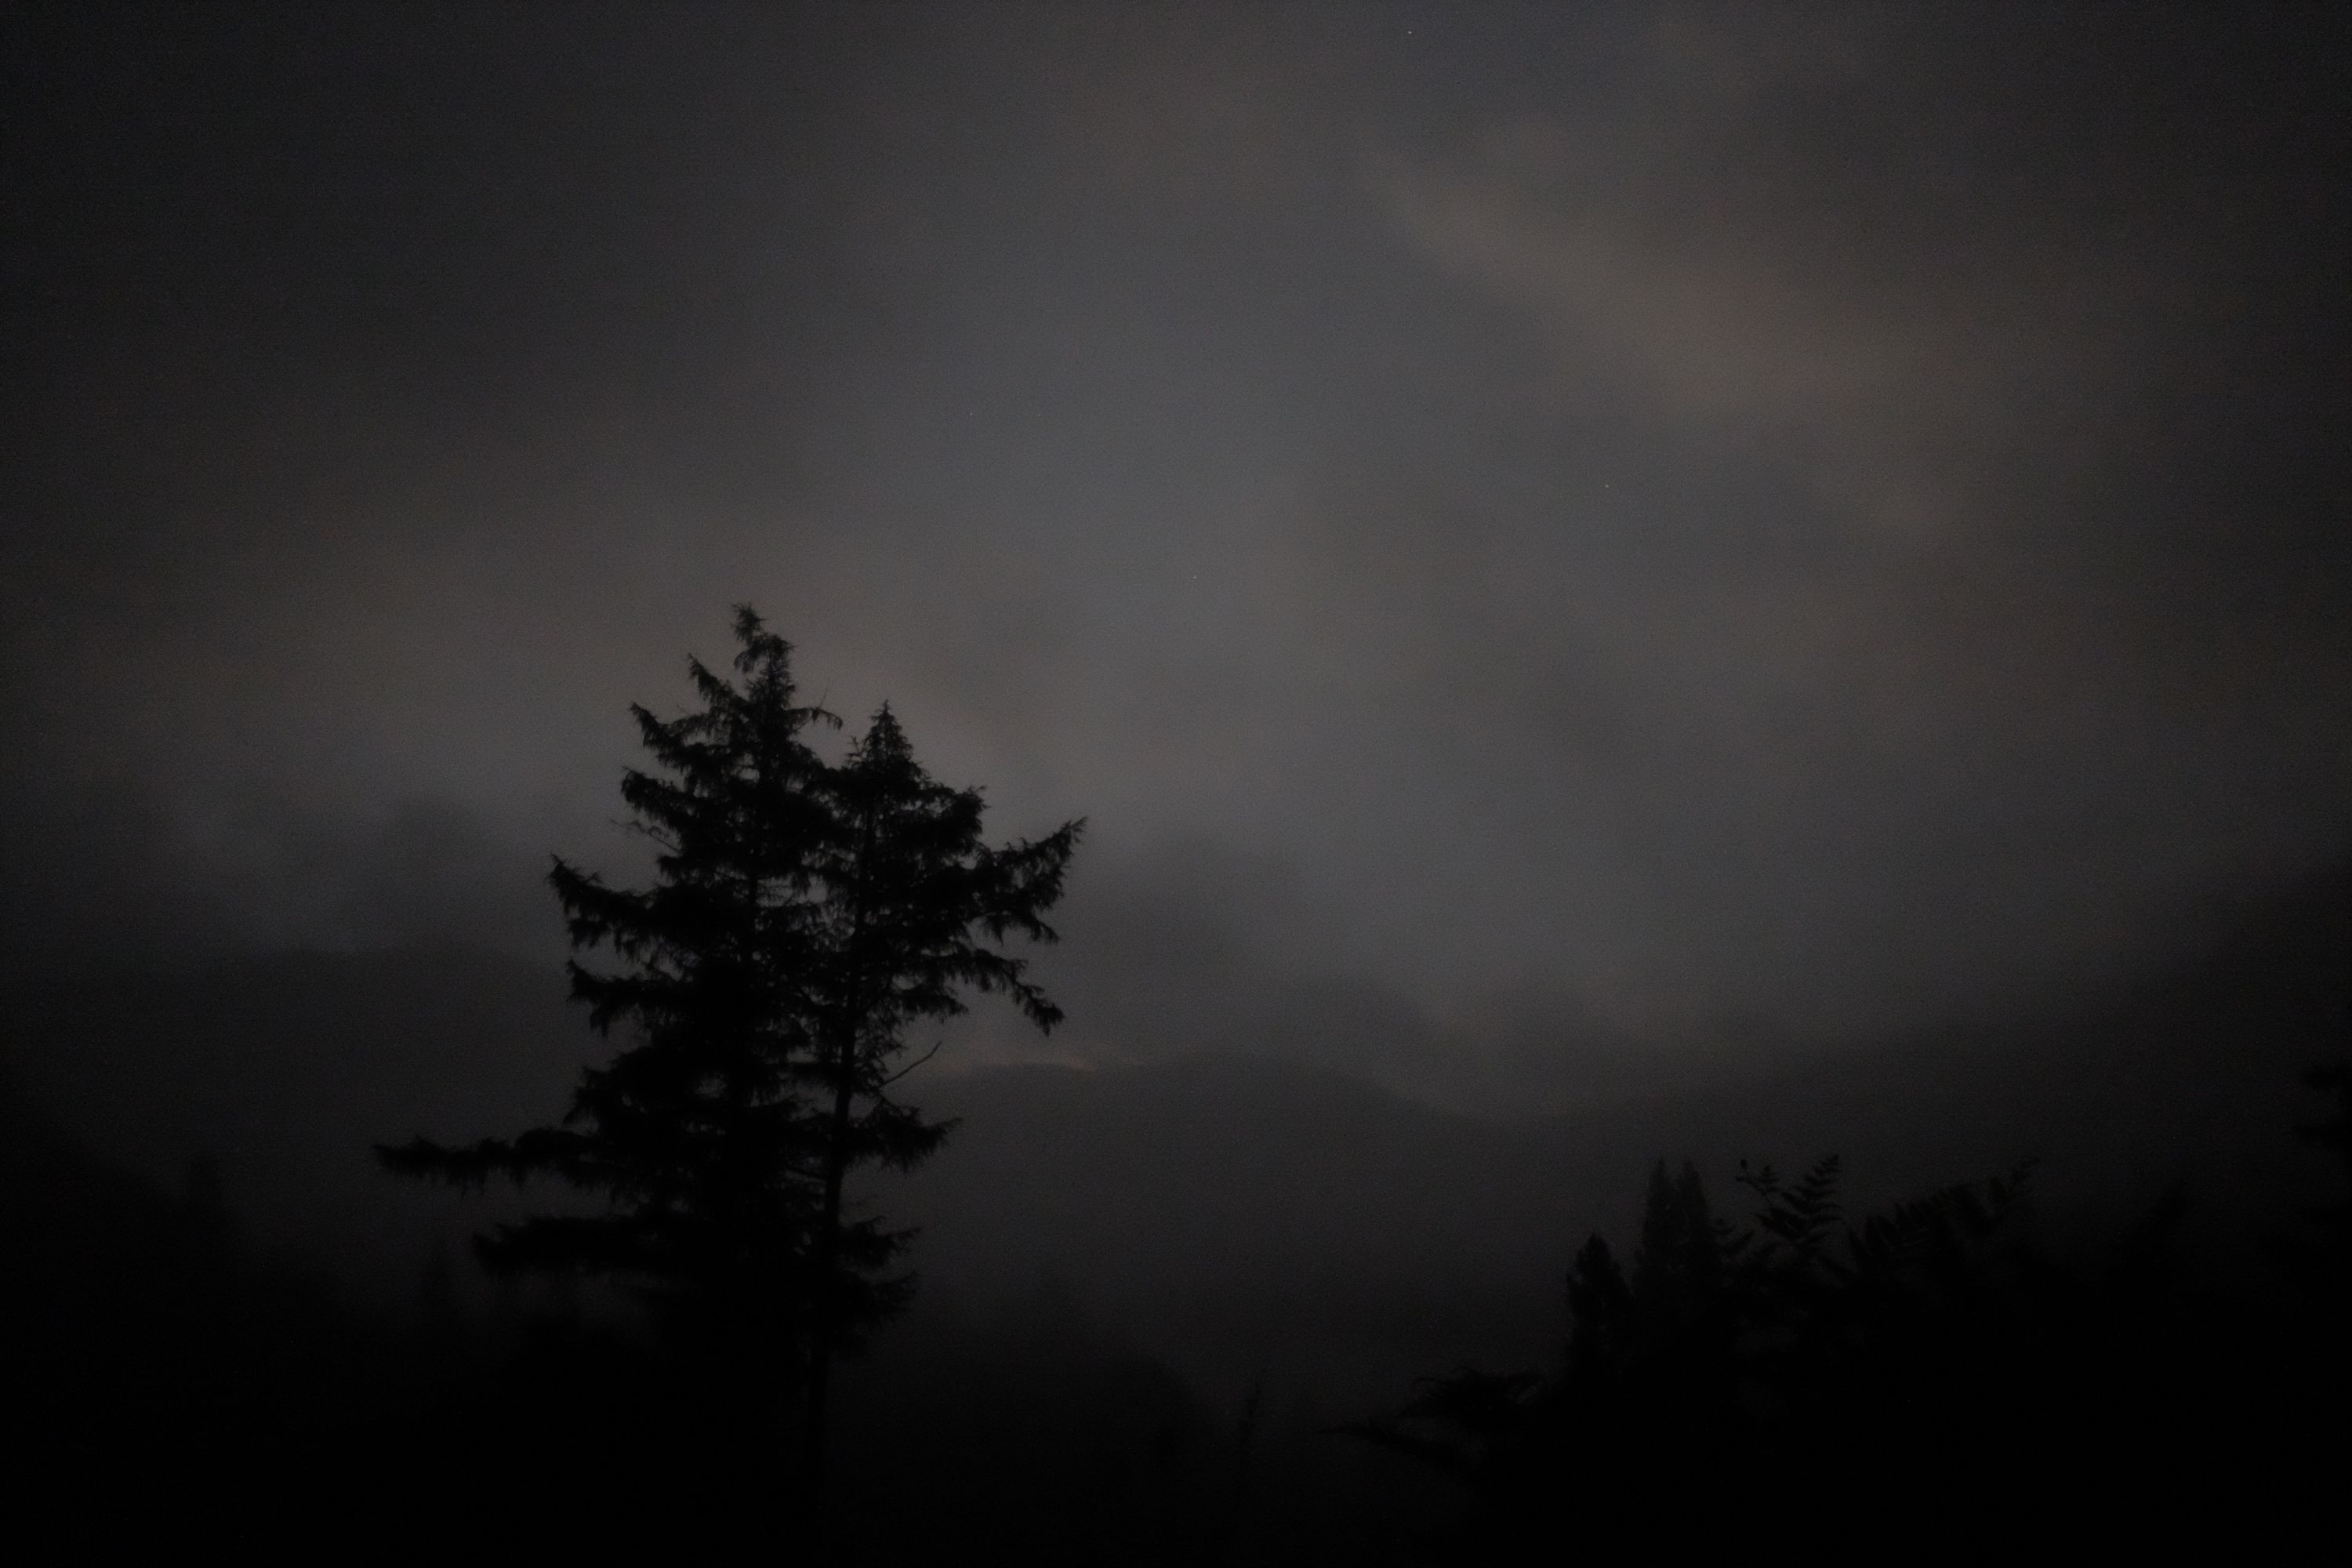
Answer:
884 855 2350 1402
4 857 2342 1410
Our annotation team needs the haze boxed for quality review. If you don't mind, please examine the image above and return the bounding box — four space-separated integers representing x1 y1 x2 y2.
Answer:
6 5 2350 1554
9 4 2343 1119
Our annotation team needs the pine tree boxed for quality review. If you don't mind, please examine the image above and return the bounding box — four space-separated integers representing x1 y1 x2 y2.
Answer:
379 607 1081 1481
792 702 1082 1474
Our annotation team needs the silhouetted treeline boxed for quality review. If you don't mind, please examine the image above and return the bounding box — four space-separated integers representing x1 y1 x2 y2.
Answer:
2 1056 1367 1559
5 853 2346 1558
1353 1130 2352 1555
14 1043 2349 1559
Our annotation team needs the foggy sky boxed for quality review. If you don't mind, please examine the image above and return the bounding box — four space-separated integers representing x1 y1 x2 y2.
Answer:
5 3 2347 1109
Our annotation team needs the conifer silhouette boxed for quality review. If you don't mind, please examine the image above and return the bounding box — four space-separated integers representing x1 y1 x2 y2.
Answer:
379 606 1081 1484
797 699 1083 1475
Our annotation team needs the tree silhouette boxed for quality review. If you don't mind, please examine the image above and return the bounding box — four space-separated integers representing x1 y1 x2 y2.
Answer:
379 606 1080 1486
1347 1155 2047 1552
797 700 1083 1476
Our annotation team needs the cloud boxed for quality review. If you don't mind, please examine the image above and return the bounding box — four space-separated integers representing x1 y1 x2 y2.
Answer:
3 4 2343 1094
1306 7 2352 1029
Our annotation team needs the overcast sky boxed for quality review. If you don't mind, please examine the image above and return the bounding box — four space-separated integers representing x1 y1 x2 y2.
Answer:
5 3 2346 1109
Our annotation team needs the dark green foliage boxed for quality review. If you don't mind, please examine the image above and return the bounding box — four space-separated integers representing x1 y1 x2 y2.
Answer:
379 607 1081 1467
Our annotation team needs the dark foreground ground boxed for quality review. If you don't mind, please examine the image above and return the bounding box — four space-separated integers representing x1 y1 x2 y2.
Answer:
6 1054 2346 1563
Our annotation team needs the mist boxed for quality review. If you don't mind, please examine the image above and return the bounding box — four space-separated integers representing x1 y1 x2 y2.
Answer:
4 3 2347 1556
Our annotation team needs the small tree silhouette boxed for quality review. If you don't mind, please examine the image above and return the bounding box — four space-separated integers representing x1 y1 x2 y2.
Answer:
379 607 1081 1488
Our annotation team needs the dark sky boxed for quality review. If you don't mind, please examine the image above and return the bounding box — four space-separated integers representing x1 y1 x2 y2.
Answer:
5 2 2347 1111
